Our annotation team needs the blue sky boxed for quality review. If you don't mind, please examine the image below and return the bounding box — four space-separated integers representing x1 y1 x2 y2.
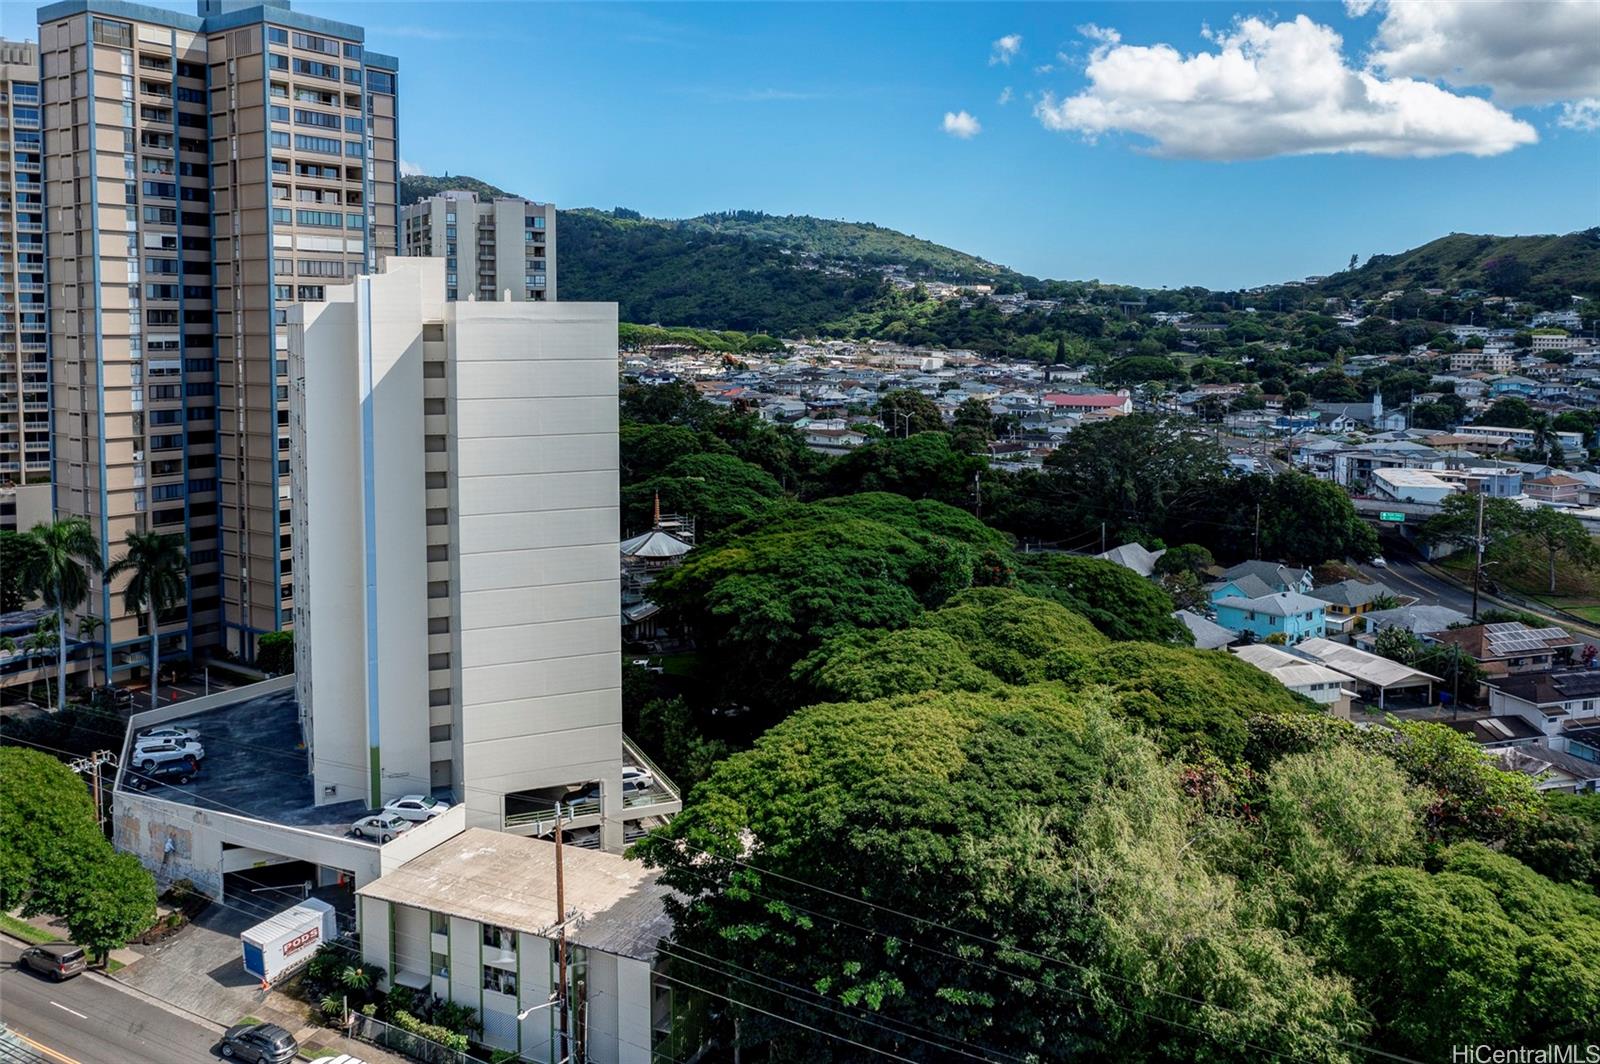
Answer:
84 1 1600 288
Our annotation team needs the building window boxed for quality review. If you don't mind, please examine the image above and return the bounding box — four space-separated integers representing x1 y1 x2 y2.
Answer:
267 26 288 44
482 965 517 996
482 923 515 952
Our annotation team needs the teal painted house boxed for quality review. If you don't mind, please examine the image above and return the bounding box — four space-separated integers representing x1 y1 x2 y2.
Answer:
1214 591 1327 645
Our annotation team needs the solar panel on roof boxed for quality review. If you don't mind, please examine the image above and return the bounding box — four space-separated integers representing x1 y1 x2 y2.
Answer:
1484 622 1522 634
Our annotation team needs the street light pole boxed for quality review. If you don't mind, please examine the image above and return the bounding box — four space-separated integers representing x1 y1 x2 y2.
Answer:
1470 489 1486 621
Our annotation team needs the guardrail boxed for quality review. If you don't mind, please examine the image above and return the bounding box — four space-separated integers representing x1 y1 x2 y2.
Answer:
503 798 601 835
623 734 681 799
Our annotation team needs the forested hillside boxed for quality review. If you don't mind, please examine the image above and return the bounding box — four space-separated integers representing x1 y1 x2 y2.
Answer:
398 176 1598 347
676 210 1011 281
1317 229 1600 303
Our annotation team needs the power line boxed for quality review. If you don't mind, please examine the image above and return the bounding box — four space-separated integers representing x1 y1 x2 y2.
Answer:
655 841 1424 1064
657 943 1025 1064
650 970 920 1063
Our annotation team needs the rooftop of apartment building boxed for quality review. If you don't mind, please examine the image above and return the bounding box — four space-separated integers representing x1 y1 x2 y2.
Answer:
357 827 673 961
35 0 397 69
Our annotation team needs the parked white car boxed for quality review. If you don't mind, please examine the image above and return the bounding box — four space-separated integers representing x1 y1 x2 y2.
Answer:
131 740 204 772
382 795 451 822
133 735 204 759
350 813 411 842
622 766 655 792
136 724 198 744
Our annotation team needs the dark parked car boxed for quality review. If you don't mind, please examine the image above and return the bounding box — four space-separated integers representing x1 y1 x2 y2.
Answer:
17 942 87 981
219 1022 298 1063
126 761 200 791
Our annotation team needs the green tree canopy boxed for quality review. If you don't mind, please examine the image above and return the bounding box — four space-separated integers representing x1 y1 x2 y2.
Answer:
1015 554 1189 643
819 432 985 512
798 587 1306 758
649 494 1008 710
0 747 157 962
637 694 1367 1062
623 453 784 534
1042 415 1229 543
877 389 945 436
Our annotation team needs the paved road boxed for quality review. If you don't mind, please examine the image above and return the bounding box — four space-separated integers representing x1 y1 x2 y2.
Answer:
1356 546 1600 654
0 942 221 1064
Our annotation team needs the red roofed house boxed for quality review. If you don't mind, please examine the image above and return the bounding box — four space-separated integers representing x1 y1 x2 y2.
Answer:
1042 391 1132 416
1526 475 1583 505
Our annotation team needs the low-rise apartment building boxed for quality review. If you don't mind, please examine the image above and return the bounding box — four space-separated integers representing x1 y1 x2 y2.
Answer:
357 827 682 1064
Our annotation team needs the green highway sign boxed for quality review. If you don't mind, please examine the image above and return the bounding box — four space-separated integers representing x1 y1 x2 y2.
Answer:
1378 511 1406 523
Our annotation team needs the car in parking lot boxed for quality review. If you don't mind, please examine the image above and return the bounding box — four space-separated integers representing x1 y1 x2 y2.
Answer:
131 740 203 772
220 1022 298 1063
382 794 451 822
350 813 412 842
126 761 200 790
16 942 87 981
622 766 655 792
135 724 198 744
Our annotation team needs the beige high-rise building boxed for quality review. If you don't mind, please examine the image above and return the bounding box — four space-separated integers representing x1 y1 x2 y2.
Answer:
35 0 397 672
402 190 554 302
0 39 53 530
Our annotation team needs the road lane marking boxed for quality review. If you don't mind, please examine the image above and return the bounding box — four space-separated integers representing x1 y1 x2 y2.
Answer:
49 1003 88 1020
13 1029 83 1064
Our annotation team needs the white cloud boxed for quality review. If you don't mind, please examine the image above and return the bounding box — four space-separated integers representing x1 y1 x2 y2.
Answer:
942 110 982 139
399 158 425 177
1559 98 1600 132
1356 0 1600 107
990 34 1022 66
1077 23 1120 46
1033 16 1537 160
1032 64 1055 75
997 86 1014 106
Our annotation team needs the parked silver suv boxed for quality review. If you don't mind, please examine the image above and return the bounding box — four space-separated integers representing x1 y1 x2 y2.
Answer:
131 739 203 772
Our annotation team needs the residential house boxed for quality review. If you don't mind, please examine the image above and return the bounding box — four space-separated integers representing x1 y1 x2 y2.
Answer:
1309 579 1406 634
1207 573 1279 604
1294 637 1442 709
1213 591 1327 645
1215 560 1313 594
1359 604 1471 639
1231 644 1354 717
1487 669 1600 742
1173 609 1237 650
1427 622 1581 678
1096 542 1165 578
1526 474 1584 505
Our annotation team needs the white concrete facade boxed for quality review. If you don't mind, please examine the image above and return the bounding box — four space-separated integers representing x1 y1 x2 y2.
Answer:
289 258 625 846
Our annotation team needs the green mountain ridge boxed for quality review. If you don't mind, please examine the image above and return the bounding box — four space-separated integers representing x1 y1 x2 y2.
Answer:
399 175 1599 336
1314 229 1600 304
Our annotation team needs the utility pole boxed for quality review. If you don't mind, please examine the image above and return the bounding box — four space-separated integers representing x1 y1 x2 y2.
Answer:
1100 521 1106 555
554 803 569 1064
68 751 118 831
1470 488 1486 621
972 467 982 520
1254 503 1262 560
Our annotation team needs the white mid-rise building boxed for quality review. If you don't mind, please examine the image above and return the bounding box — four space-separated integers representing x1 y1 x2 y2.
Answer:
290 257 653 851
402 190 556 302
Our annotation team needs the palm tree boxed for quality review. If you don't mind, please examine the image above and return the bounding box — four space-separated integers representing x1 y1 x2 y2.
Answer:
24 518 101 712
106 531 188 712
77 615 105 689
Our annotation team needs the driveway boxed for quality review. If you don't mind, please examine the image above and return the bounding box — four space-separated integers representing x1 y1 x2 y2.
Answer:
117 901 311 1036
